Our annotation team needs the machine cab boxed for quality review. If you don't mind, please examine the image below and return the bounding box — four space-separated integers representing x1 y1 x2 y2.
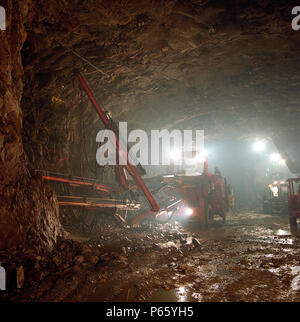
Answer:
263 172 288 214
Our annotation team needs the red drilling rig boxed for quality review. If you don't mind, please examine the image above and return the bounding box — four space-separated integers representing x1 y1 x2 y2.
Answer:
287 178 300 235
40 72 232 228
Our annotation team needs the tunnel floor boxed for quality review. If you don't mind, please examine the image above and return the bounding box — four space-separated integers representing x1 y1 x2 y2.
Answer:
2 211 300 302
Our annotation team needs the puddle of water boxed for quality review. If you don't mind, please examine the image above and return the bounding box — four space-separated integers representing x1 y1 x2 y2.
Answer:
291 266 300 275
150 288 180 302
276 238 294 245
150 285 201 302
285 239 294 245
276 229 290 236
186 237 193 245
156 241 181 249
265 254 274 258
291 275 300 291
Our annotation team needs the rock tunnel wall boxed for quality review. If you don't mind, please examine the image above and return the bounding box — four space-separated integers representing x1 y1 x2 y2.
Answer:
1 0 299 252
0 0 63 253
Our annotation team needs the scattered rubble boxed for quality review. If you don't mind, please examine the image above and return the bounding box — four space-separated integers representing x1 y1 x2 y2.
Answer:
0 213 299 302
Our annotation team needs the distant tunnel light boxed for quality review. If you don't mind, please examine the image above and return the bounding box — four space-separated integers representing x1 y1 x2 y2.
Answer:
253 140 265 152
269 153 286 166
270 153 281 162
279 159 286 166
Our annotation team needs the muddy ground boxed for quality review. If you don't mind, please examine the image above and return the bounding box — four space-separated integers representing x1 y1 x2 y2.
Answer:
1 211 299 302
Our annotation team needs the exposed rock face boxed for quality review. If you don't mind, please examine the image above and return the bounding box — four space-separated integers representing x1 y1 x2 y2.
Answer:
18 0 300 208
20 0 300 145
0 0 63 252
1 0 300 251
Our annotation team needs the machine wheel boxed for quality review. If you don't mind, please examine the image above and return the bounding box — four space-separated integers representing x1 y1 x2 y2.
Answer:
289 216 298 235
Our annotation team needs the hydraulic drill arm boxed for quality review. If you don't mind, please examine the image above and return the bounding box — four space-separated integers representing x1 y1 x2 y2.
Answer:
77 72 160 212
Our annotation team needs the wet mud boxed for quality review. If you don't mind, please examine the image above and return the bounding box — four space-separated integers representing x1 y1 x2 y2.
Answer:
2 212 300 302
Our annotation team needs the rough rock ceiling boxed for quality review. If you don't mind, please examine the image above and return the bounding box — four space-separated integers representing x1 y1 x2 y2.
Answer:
21 0 300 146
1 0 300 254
